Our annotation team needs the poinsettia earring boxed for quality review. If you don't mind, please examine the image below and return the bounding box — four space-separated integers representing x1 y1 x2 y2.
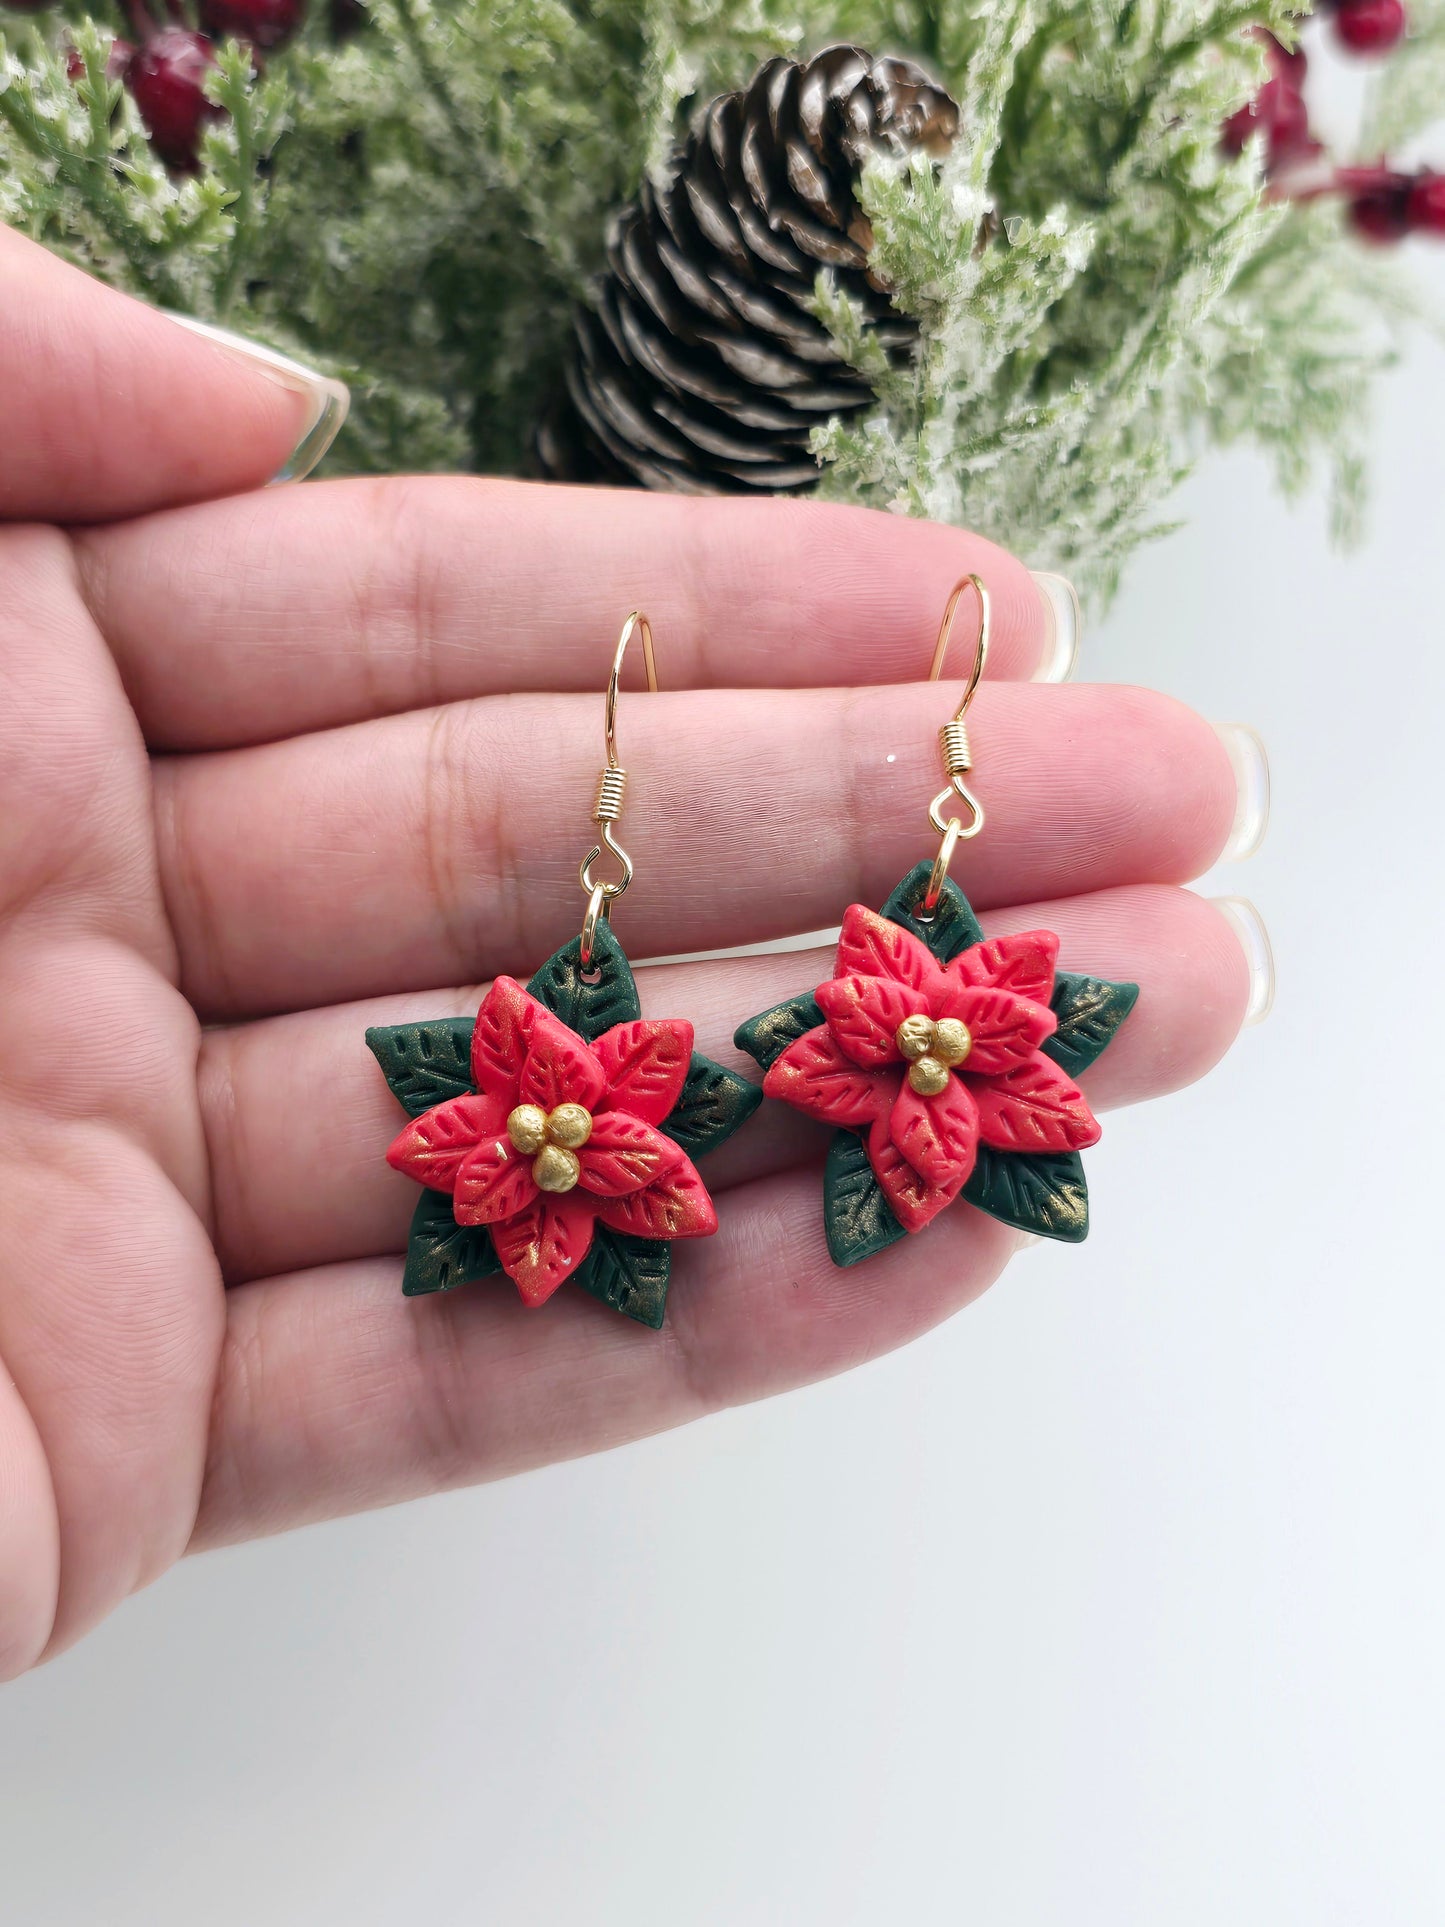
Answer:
368 613 761 1326
735 576 1139 1266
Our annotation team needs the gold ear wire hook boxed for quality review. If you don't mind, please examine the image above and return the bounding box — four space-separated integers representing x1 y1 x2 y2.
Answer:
921 574 990 915
579 612 658 964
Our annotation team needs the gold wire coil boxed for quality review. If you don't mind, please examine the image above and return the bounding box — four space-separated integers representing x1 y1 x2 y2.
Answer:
593 766 628 823
939 717 973 779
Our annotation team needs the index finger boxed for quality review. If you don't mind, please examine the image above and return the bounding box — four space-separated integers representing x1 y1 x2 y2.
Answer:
0 226 342 523
76 478 1072 750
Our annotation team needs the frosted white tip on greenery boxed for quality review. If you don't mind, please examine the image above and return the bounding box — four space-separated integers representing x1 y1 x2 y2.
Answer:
1 0 1441 599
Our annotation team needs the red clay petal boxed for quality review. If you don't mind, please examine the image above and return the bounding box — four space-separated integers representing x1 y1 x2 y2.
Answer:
889 1073 979 1188
815 973 928 1067
519 1008 607 1113
576 1111 686 1197
469 976 544 1102
452 1138 539 1225
593 1158 718 1240
949 931 1058 1006
971 1054 1101 1155
385 1091 510 1192
595 1018 693 1124
835 904 944 997
763 1026 895 1130
946 984 1057 1076
491 1193 597 1306
866 1119 964 1234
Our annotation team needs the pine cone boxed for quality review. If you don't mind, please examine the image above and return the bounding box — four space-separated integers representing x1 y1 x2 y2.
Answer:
538 45 960 494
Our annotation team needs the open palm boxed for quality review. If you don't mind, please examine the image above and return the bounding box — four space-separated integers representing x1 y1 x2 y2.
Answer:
0 229 1248 1678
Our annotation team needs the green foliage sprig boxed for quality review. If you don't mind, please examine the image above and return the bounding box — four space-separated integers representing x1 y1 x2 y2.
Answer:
2 0 1442 598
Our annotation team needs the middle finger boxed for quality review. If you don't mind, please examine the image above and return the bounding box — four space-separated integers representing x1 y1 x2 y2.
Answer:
156 680 1235 1017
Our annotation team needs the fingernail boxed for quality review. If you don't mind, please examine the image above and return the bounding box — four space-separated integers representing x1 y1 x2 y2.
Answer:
1029 571 1081 683
1211 896 1276 1027
162 312 350 482
1013 1231 1044 1253
1211 722 1271 861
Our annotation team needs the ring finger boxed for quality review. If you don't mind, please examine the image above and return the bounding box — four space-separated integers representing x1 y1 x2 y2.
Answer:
158 681 1236 1017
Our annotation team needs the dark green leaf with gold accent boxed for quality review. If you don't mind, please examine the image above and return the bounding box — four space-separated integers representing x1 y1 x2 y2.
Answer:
365 1016 476 1119
662 1052 764 1158
734 990 824 1071
823 1128 907 1268
879 861 984 963
526 920 641 1041
403 1187 504 1296
1043 972 1140 1080
571 1224 671 1328
962 1145 1089 1243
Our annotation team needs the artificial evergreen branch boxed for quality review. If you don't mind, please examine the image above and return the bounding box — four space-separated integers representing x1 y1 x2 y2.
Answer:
0 0 1438 601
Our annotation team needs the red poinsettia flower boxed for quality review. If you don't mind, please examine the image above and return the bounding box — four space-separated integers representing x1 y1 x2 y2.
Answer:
386 977 717 1306
764 906 1101 1234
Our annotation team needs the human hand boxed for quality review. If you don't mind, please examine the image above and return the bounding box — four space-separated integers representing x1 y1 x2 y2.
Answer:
0 227 1255 1677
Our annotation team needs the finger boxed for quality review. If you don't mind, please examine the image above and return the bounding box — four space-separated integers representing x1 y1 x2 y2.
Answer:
76 479 1059 749
0 524 223 1675
193 1164 1019 1548
201 884 1249 1284
0 225 340 523
0 1364 58 1682
157 682 1236 1017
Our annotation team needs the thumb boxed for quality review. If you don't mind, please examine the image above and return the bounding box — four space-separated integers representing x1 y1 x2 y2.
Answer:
0 224 348 524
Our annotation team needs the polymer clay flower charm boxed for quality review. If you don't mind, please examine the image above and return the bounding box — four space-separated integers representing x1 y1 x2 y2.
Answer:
736 863 1137 1265
368 921 761 1326
385 974 717 1306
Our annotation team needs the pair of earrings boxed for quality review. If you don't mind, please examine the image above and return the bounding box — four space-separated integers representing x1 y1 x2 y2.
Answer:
367 578 1138 1329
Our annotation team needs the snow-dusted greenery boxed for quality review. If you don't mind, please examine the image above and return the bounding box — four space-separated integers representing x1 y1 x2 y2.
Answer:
0 0 1439 595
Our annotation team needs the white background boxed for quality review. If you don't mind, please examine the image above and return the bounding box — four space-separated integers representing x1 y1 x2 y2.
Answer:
3 261 1443 1927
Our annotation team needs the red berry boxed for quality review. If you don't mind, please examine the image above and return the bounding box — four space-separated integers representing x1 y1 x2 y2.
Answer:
1334 0 1408 54
1348 175 1414 243
1406 172 1445 234
1221 77 1314 172
198 0 306 54
66 36 135 83
125 28 223 174
1263 79 1313 168
1262 29 1308 88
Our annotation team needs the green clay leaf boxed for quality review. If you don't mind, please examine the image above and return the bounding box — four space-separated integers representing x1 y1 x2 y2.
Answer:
962 1146 1089 1243
526 920 641 1041
365 1017 476 1119
572 1223 671 1328
823 1128 907 1268
662 1052 764 1159
1043 972 1140 1079
403 1187 503 1296
734 991 824 1071
879 861 984 963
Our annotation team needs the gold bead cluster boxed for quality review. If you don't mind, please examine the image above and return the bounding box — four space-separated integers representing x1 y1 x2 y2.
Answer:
507 1101 593 1193
895 1014 973 1096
